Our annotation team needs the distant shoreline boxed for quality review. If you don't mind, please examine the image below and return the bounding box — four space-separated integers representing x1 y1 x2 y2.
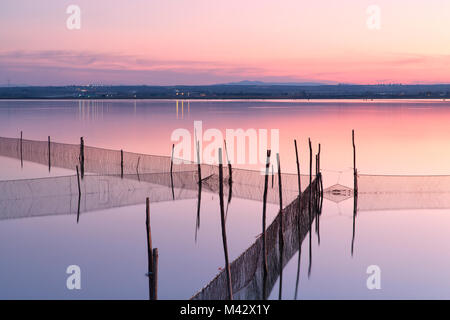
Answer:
0 84 449 100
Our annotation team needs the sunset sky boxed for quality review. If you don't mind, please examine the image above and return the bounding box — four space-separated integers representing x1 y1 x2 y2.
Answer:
1 0 450 85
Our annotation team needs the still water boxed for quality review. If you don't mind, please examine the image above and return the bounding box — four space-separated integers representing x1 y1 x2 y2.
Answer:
1 99 450 299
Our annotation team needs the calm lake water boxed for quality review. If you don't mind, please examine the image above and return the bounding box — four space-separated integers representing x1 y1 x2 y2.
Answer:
1 99 450 299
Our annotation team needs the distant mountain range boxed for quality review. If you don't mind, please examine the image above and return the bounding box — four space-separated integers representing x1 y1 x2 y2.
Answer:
221 80 331 86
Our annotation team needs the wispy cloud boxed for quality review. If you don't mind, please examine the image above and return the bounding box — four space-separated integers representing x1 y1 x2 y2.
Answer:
1 50 450 85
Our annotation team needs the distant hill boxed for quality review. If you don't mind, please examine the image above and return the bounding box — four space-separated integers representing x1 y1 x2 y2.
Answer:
221 80 330 86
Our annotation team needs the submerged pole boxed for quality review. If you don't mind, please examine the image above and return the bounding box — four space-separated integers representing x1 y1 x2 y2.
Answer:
276 153 284 300
218 148 233 300
262 149 271 299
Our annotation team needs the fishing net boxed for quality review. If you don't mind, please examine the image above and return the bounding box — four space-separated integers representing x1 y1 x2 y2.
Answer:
0 136 313 220
357 174 450 211
0 172 199 220
191 178 322 300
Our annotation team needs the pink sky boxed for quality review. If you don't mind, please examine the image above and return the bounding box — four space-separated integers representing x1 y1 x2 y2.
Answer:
1 0 450 85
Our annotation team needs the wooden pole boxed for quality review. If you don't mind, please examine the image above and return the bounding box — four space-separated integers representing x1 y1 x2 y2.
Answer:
218 148 233 300
224 140 232 184
170 144 174 175
271 164 274 188
277 153 283 300
170 144 175 200
48 136 51 172
293 141 302 300
262 149 271 299
136 157 141 182
318 144 323 195
318 143 321 173
196 140 202 184
308 138 312 278
80 137 85 179
294 140 301 197
20 131 23 168
352 130 357 195
352 189 357 256
352 130 358 255
195 179 202 242
76 165 82 223
145 198 154 293
76 165 81 196
76 192 81 224
120 149 124 179
308 139 312 221
152 248 158 300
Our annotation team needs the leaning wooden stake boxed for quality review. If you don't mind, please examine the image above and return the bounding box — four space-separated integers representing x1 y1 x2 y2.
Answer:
218 148 233 300
48 136 51 172
277 153 284 300
262 149 271 299
76 165 81 197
